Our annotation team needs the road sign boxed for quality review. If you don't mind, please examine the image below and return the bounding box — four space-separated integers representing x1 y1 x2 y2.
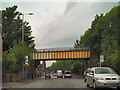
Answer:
100 55 104 62
25 60 28 65
25 56 29 65
38 67 40 71
25 56 28 60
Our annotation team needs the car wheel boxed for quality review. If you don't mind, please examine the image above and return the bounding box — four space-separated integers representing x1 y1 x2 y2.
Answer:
117 87 120 89
93 81 98 90
86 84 89 87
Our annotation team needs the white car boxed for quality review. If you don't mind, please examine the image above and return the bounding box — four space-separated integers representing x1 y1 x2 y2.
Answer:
63 71 72 78
86 67 120 89
57 70 63 78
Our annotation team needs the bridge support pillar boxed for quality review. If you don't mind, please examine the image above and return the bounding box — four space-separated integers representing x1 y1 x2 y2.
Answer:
86 60 90 68
84 60 87 72
43 61 46 72
82 60 88 76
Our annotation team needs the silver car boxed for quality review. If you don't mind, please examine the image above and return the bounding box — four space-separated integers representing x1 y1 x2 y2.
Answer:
63 71 72 78
86 67 120 89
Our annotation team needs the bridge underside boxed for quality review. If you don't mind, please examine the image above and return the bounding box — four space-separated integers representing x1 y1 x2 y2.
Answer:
34 58 90 61
31 48 91 61
32 48 91 73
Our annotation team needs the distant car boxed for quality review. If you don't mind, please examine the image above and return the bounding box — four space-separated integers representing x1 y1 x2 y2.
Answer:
63 71 72 78
57 70 63 78
86 67 120 89
50 73 57 79
45 73 51 79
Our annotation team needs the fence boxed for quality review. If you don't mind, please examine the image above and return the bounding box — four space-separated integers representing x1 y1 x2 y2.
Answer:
2 71 23 82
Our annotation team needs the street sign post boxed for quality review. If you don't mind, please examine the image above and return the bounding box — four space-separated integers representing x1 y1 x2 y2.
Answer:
100 55 104 67
25 56 29 80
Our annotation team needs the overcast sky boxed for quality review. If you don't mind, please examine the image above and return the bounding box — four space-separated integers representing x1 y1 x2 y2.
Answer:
1 0 119 67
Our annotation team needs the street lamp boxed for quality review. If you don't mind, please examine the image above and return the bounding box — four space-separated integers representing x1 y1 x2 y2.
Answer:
21 13 33 79
22 13 33 43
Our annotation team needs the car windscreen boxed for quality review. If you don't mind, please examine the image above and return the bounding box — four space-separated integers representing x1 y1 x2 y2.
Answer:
65 72 71 74
95 68 116 74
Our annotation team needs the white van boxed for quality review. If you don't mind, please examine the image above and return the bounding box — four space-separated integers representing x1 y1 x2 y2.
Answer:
57 70 63 78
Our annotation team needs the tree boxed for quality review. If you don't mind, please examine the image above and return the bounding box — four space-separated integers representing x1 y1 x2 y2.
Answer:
2 51 19 73
74 14 104 66
74 6 120 74
2 5 35 51
99 6 119 73
2 6 36 74
2 42 35 74
74 39 80 48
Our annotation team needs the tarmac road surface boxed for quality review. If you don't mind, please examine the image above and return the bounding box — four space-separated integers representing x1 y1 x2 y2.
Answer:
2 78 117 90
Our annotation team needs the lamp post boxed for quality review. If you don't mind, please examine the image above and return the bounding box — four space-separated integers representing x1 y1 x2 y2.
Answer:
22 13 33 43
21 13 33 79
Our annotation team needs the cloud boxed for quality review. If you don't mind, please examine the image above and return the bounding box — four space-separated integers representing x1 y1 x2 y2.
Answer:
35 3 93 49
35 2 117 49
64 2 77 13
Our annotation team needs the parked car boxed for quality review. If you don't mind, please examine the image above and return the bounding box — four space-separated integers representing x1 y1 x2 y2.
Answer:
50 73 57 79
63 71 72 78
86 67 120 89
57 70 63 78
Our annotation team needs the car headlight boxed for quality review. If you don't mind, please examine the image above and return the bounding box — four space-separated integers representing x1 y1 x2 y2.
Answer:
96 77 104 80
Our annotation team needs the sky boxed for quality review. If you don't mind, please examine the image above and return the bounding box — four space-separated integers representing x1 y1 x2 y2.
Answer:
1 0 119 67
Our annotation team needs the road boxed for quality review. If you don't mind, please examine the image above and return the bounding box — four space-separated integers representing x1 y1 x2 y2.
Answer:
3 78 116 90
14 78 86 88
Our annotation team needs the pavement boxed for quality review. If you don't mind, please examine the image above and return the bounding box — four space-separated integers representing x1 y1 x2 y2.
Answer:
4 78 87 88
2 75 85 88
2 77 40 88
